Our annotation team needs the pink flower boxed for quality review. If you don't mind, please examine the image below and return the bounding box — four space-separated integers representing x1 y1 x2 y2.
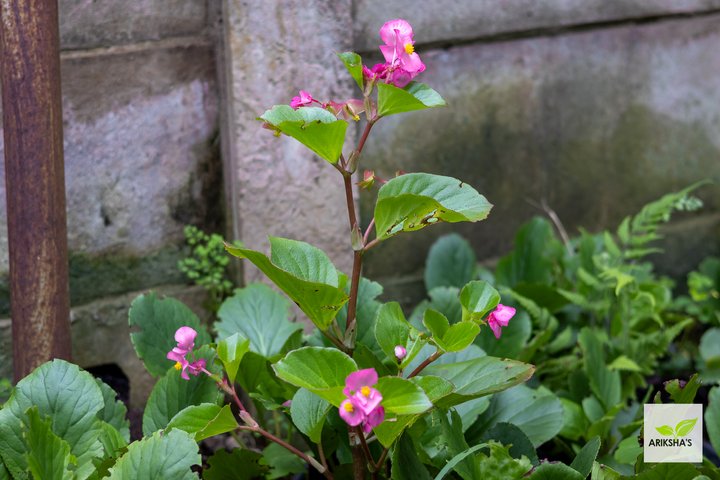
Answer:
362 63 388 81
487 304 516 339
167 326 207 380
339 369 385 432
290 90 315 109
394 345 407 361
378 19 426 87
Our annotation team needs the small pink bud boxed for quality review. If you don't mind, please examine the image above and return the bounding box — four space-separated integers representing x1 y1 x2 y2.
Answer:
394 345 407 361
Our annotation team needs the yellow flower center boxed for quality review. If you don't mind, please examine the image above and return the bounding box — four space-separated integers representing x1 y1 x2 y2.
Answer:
343 402 354 413
361 386 371 397
174 362 182 371
404 43 414 55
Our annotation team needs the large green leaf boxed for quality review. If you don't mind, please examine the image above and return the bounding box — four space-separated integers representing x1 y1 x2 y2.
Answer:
259 105 348 163
377 377 432 415
95 379 130 442
204 449 269 480
338 52 364 90
129 292 211 377
290 388 331 443
424 233 477 291
375 173 492 240
425 356 535 408
167 403 238 441
23 407 75 480
469 385 563 448
392 434 432 480
0 360 106 480
226 238 348 331
216 283 302 359
460 281 501 322
578 329 621 410
374 302 426 367
707 386 720 459
142 346 223 435
273 347 357 405
423 309 479 352
106 429 200 479
377 81 446 117
217 333 250 384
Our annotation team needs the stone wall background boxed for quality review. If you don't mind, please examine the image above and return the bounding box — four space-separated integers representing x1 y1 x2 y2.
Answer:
0 1 719 406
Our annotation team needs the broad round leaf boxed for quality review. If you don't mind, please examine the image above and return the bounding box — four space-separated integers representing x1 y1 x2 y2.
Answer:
23 407 75 480
216 283 302 358
273 347 357 406
129 292 211 377
425 233 477 291
290 388 331 443
377 81 446 117
142 346 222 435
0 360 106 479
106 429 200 479
375 173 492 240
460 281 501 322
259 105 348 164
226 238 348 331
167 404 238 441
377 377 432 415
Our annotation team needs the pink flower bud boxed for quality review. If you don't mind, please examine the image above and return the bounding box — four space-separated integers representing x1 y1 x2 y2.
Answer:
394 345 407 361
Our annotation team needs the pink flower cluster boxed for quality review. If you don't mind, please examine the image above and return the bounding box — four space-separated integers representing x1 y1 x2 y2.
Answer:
167 326 207 380
363 19 426 88
339 369 385 433
487 304 516 339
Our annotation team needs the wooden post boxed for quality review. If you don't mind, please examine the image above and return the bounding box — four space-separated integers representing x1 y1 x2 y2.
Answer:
1 0 71 381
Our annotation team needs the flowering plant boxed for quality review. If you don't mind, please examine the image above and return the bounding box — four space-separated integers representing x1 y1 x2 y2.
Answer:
0 19 539 480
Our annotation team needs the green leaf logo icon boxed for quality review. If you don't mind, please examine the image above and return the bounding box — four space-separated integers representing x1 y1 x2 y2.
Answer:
655 425 674 436
674 418 697 437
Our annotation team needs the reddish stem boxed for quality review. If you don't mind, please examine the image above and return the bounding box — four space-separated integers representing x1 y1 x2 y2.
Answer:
407 350 442 378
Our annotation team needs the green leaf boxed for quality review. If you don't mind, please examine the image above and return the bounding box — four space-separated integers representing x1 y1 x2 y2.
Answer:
437 409 478 480
236 352 296 402
262 443 306 479
674 418 697 437
226 238 349 331
459 280 501 322
590 462 621 480
167 403 238 441
23 407 75 480
479 422 538 466
95 379 130 442
613 435 642 465
392 434 433 480
0 360 106 480
469 385 563 448
142 346 222 435
290 388 331 443
665 374 702 404
528 463 584 480
375 302 411 360
474 441 534 480
578 328 621 410
217 333 250 384
708 387 720 460
607 355 642 372
425 233 477 290
273 347 357 405
423 309 479 352
655 425 674 436
338 52 363 90
425 356 535 408
474 310 532 359
374 173 492 240
216 283 302 358
106 429 200 479
259 105 348 163
570 436 600 478
129 292 211 377
377 81 446 117
377 377 432 415
204 449 269 480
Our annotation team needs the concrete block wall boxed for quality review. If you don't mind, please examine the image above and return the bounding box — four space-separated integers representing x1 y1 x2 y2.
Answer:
0 1 220 398
354 2 720 305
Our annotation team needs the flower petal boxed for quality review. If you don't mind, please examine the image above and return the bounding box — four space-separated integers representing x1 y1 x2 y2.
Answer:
345 368 379 391
339 399 365 426
379 19 414 46
174 326 197 350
